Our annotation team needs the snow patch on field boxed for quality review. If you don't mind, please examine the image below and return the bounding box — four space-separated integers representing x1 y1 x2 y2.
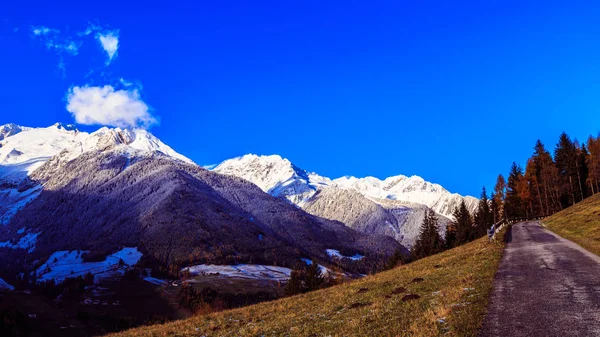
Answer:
143 276 168 286
301 258 313 265
0 232 40 253
0 277 14 291
36 247 142 283
326 249 364 261
183 264 292 281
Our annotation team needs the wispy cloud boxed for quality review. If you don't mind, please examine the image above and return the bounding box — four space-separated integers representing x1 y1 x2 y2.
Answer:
80 23 120 65
29 22 121 76
31 25 59 36
98 31 119 64
66 85 157 129
30 25 80 75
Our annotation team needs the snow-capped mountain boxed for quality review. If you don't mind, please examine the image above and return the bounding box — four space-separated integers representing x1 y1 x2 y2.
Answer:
0 123 192 225
332 175 479 218
214 154 477 247
0 123 191 183
213 154 330 205
0 123 403 287
214 154 477 219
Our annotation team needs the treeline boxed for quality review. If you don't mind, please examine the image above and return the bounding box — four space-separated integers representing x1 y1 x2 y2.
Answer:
492 132 600 220
408 131 600 262
410 195 492 261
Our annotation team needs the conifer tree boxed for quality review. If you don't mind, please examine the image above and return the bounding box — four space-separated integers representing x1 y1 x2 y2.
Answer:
453 200 474 246
524 158 541 216
533 140 562 213
577 142 590 199
444 222 457 249
505 162 526 219
555 132 579 206
285 270 303 296
474 187 494 237
493 175 506 222
305 262 324 291
411 209 444 259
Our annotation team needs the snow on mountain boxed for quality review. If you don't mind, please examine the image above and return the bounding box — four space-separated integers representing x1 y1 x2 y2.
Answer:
0 123 193 226
212 154 476 247
213 154 330 205
333 175 479 218
213 154 477 219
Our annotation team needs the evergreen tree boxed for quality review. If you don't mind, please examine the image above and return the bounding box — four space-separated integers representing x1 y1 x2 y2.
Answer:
523 158 541 217
474 187 494 237
285 270 303 296
577 142 590 199
305 262 324 291
411 209 444 259
444 222 457 249
453 200 474 246
505 162 525 219
492 174 506 223
533 140 562 214
555 132 579 206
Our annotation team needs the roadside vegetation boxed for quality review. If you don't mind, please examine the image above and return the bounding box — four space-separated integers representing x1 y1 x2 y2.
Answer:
544 193 600 256
109 232 506 337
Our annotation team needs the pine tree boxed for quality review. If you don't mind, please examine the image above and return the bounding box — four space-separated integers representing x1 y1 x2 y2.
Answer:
523 158 541 216
474 187 494 237
555 132 579 206
505 162 525 219
492 174 506 223
577 142 590 200
305 262 324 291
411 209 444 259
444 222 457 249
453 200 474 246
285 270 303 296
533 140 562 214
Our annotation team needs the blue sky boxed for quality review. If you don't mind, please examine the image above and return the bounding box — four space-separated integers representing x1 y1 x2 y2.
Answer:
1 1 600 197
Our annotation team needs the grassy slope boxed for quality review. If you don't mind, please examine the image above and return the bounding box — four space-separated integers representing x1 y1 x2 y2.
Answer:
544 193 600 256
109 236 505 337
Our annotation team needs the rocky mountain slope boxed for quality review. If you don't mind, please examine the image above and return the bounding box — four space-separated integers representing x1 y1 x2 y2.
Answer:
0 124 403 284
214 154 474 247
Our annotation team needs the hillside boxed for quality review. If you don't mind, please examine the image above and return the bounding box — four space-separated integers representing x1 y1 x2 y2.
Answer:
543 193 600 257
108 235 506 337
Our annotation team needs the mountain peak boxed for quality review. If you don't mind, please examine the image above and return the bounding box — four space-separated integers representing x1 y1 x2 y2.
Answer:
212 154 477 219
51 122 78 132
0 123 193 183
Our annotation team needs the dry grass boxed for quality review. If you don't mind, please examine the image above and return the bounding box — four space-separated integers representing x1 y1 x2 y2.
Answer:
108 236 506 337
544 193 600 256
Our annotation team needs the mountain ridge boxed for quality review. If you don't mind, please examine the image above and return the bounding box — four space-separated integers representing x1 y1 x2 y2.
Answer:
213 154 476 247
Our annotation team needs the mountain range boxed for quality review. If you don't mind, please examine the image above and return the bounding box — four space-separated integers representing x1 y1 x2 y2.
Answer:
213 154 478 247
0 123 403 286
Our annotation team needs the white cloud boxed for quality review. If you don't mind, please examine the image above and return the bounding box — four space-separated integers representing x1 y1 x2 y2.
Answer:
30 25 80 75
119 78 133 87
97 31 119 64
45 39 80 56
66 85 157 129
31 25 59 36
